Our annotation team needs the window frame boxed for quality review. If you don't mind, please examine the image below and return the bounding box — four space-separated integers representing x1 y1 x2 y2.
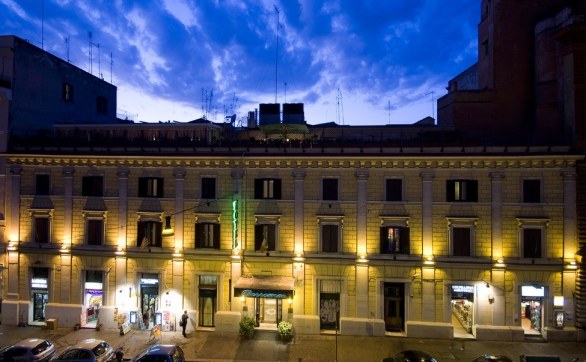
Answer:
30 210 53 244
517 218 549 259
318 216 343 253
254 215 280 252
82 175 104 197
62 82 74 102
322 178 339 201
194 213 221 249
195 222 220 249
522 179 542 203
254 178 282 200
385 178 403 202
447 217 477 257
201 177 217 200
83 211 106 246
138 177 164 198
136 214 163 248
446 179 478 202
35 174 50 196
379 217 410 255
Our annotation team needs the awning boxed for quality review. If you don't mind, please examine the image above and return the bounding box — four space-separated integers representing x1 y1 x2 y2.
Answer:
234 275 294 299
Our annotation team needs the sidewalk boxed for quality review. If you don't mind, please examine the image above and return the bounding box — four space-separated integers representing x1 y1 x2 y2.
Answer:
1 324 586 361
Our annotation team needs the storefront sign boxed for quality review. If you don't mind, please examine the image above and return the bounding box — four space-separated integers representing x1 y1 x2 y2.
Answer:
85 282 103 290
452 285 474 293
31 278 48 289
141 278 158 285
521 285 544 297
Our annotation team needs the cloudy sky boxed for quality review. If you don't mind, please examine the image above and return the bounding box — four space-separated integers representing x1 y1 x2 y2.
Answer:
1 0 480 126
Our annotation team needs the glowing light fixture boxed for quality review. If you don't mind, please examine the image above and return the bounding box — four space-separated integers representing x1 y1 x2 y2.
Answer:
162 216 174 236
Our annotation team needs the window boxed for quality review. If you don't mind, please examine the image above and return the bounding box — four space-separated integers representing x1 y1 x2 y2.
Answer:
96 96 108 114
86 219 104 246
452 227 472 256
318 217 342 253
35 174 50 195
385 179 403 202
322 178 338 201
446 180 478 202
137 221 162 248
254 178 281 199
380 226 409 254
255 224 276 252
138 177 163 198
62 83 74 102
517 218 548 259
522 228 542 258
448 218 476 257
201 177 216 199
523 179 541 203
195 223 220 249
82 176 104 197
34 217 50 243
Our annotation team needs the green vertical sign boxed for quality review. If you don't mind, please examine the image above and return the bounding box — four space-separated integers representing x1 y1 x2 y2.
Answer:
232 199 238 248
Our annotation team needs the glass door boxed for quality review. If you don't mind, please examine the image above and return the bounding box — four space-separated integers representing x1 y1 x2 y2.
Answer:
199 289 216 327
383 283 405 332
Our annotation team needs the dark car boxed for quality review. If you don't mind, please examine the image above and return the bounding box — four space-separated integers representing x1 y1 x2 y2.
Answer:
473 355 513 362
382 350 438 362
50 339 114 362
0 338 56 362
131 345 185 362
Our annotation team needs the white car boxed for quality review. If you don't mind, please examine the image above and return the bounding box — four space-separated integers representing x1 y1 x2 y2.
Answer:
0 338 56 362
50 339 114 362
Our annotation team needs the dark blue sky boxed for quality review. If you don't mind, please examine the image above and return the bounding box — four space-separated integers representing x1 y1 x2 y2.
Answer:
1 0 480 125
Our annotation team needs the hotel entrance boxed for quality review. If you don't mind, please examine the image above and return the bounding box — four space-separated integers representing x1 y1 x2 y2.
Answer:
198 275 218 327
383 282 405 332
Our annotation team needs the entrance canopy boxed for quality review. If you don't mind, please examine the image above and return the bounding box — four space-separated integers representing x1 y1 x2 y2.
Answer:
234 275 294 299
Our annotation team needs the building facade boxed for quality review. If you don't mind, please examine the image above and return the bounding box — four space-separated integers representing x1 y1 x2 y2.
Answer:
1 140 581 341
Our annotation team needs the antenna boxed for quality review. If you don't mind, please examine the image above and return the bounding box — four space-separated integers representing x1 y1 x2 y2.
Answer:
96 43 101 79
336 88 345 125
424 90 435 120
65 36 70 62
88 31 93 74
109 52 112 83
274 4 280 103
41 0 45 50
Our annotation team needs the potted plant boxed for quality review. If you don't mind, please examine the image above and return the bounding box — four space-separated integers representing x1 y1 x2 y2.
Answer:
239 316 255 339
277 321 294 342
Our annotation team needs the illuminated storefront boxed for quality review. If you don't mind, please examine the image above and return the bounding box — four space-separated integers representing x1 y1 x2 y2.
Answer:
30 267 49 324
82 270 104 328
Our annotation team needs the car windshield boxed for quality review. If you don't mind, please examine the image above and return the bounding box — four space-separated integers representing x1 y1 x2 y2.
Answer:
32 340 52 355
92 342 110 356
172 347 184 359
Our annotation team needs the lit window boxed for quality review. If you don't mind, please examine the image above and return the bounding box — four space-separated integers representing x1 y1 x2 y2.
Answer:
446 180 478 202
254 178 281 199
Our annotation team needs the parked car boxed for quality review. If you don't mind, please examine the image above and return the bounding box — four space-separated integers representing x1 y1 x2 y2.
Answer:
382 350 438 362
131 344 185 362
50 339 113 362
472 355 513 362
0 338 56 362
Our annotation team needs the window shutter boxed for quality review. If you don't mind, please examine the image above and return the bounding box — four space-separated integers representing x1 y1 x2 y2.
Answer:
156 178 164 197
400 227 410 254
254 179 263 199
380 227 388 253
213 224 220 249
254 224 263 250
138 178 147 197
446 180 455 201
195 224 204 248
268 224 276 250
154 222 162 246
273 179 282 199
469 181 478 202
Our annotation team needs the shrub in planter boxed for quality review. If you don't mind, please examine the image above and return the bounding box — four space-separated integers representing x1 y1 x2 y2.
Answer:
239 316 255 339
277 321 294 342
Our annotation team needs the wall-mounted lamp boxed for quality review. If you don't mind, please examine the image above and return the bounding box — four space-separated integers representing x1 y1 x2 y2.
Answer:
172 248 183 258
423 255 435 266
162 216 174 236
59 243 70 253
115 245 126 256
494 259 506 268
230 249 242 261
7 241 18 251
292 252 305 262
357 254 368 263
566 260 578 270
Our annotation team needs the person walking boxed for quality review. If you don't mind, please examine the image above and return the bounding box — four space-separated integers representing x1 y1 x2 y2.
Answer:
180 310 189 337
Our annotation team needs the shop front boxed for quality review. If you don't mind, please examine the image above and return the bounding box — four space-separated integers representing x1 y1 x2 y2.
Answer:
521 285 545 335
450 284 474 335
30 267 50 325
139 273 160 330
82 270 104 328
234 275 294 328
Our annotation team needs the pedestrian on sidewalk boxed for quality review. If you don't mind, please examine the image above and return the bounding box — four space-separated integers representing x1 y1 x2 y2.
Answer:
180 310 188 337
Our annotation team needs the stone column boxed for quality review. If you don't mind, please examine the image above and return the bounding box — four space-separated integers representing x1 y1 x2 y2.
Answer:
490 172 506 325
230 169 245 312
173 168 186 251
562 171 578 321
292 169 306 315
7 165 21 298
355 169 369 318
62 166 74 248
117 168 129 250
420 171 435 321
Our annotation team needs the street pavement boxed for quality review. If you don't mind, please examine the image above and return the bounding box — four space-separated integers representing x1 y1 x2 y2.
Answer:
0 324 585 362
